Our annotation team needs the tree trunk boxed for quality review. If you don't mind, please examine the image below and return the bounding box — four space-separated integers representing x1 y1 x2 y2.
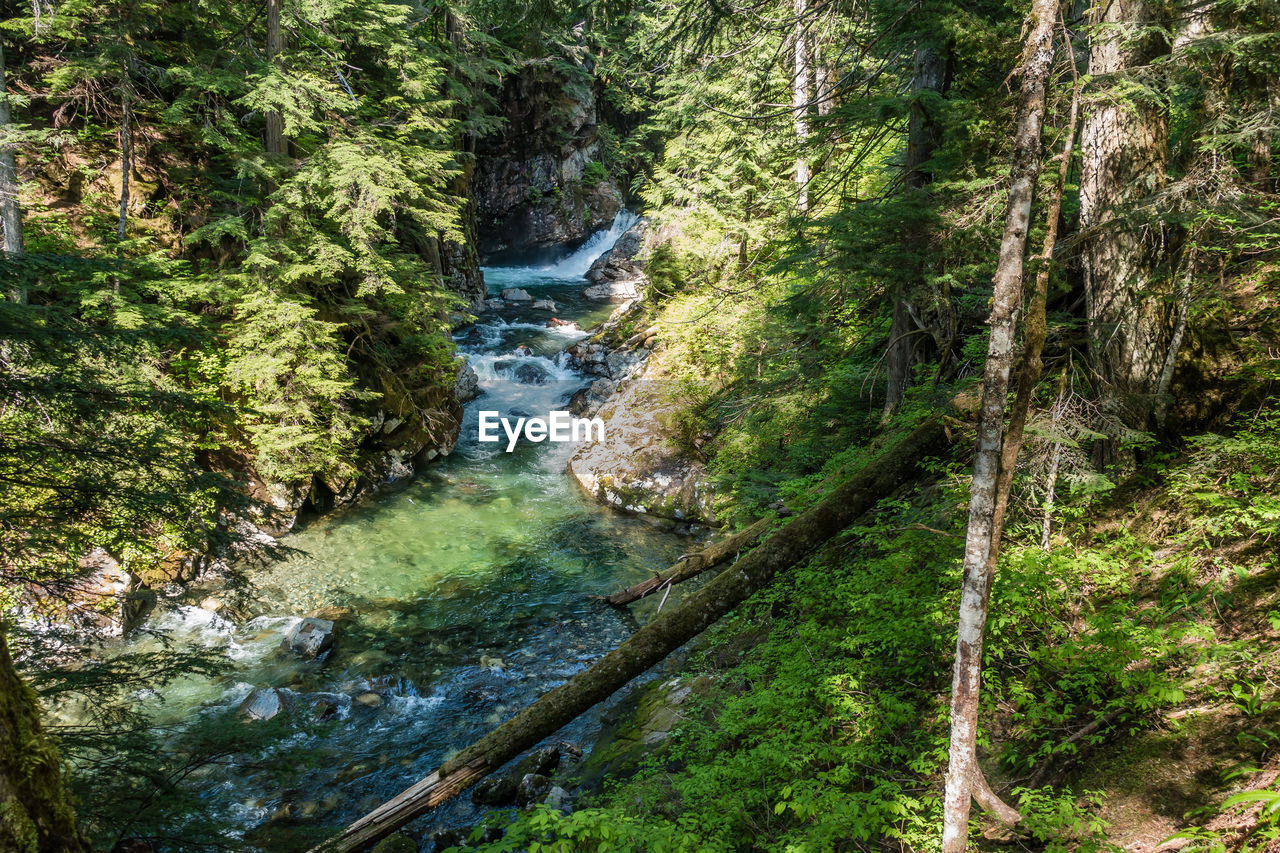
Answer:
1080 0 1171 436
265 0 285 156
599 518 770 607
940 1 1060 850
1 40 25 305
0 627 91 853
793 0 810 212
882 43 947 421
310 418 950 853
117 92 130 245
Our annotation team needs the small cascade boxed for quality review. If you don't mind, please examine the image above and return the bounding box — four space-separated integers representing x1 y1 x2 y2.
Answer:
482 210 640 286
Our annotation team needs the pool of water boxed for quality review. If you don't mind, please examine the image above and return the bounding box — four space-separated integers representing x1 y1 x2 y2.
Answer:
96 214 690 850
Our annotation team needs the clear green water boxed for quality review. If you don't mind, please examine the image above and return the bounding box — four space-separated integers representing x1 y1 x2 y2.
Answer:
108 225 693 850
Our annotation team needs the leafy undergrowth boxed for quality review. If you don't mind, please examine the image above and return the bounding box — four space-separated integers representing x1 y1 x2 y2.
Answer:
451 406 1280 852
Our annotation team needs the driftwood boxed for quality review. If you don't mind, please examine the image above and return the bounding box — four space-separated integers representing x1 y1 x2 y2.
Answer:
308 417 950 853
598 518 771 607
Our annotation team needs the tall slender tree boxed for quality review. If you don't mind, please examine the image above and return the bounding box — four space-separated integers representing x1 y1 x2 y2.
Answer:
941 0 1060 848
0 39 24 305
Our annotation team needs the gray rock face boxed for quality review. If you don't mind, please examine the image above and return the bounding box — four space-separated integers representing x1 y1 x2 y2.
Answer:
474 62 622 256
454 359 480 403
282 617 335 659
531 299 557 311
240 687 285 721
501 287 533 302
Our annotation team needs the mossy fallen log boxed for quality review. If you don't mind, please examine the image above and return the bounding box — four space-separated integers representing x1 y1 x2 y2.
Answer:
308 417 950 853
597 517 771 607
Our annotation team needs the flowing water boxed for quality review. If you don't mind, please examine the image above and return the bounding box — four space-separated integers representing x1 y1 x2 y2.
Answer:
106 213 689 850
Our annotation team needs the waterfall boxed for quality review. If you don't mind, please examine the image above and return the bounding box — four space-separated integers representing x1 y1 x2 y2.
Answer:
482 210 640 284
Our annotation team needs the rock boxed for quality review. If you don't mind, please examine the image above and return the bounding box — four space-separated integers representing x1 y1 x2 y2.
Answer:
531 299 557 311
306 605 353 623
512 362 550 385
568 676 712 792
583 278 643 301
568 378 617 417
240 687 285 721
370 834 417 853
484 297 504 310
469 745 560 807
282 617 335 659
473 64 623 256
470 774 518 806
199 597 224 612
547 317 580 330
501 287 533 302
585 219 647 283
516 773 553 807
355 692 383 707
568 356 713 523
544 785 571 811
454 359 480 403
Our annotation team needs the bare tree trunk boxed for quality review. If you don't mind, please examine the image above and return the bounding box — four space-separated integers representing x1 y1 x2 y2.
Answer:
310 419 950 853
0 40 25 305
265 0 285 156
117 92 131 245
0 626 92 853
793 0 810 212
1080 0 1171 437
599 519 770 607
940 1 1060 849
882 43 947 421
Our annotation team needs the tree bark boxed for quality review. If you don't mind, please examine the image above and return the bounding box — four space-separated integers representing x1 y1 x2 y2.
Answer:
0 627 91 853
310 418 950 853
1 40 25 305
1080 0 1171 436
940 1 1060 850
793 0 810 212
265 0 285 156
882 43 947 421
599 518 770 607
117 92 131 245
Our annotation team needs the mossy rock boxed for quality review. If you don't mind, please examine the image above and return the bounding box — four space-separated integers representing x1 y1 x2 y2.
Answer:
370 833 417 853
568 675 713 792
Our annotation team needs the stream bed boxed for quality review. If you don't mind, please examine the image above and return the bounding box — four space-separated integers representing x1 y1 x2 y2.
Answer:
104 215 692 851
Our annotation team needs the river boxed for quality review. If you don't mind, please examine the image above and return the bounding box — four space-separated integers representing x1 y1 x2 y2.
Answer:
104 213 690 851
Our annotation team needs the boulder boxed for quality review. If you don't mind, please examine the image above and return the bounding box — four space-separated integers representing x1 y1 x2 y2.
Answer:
585 219 647 284
531 299 557 311
281 617 335 659
583 278 643 301
512 362 551 385
516 773 553 807
240 687 285 721
484 297 504 310
501 287 533 302
544 785 571 811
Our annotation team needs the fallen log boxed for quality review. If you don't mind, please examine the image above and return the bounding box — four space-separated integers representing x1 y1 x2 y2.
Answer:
598 518 771 606
308 417 950 853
